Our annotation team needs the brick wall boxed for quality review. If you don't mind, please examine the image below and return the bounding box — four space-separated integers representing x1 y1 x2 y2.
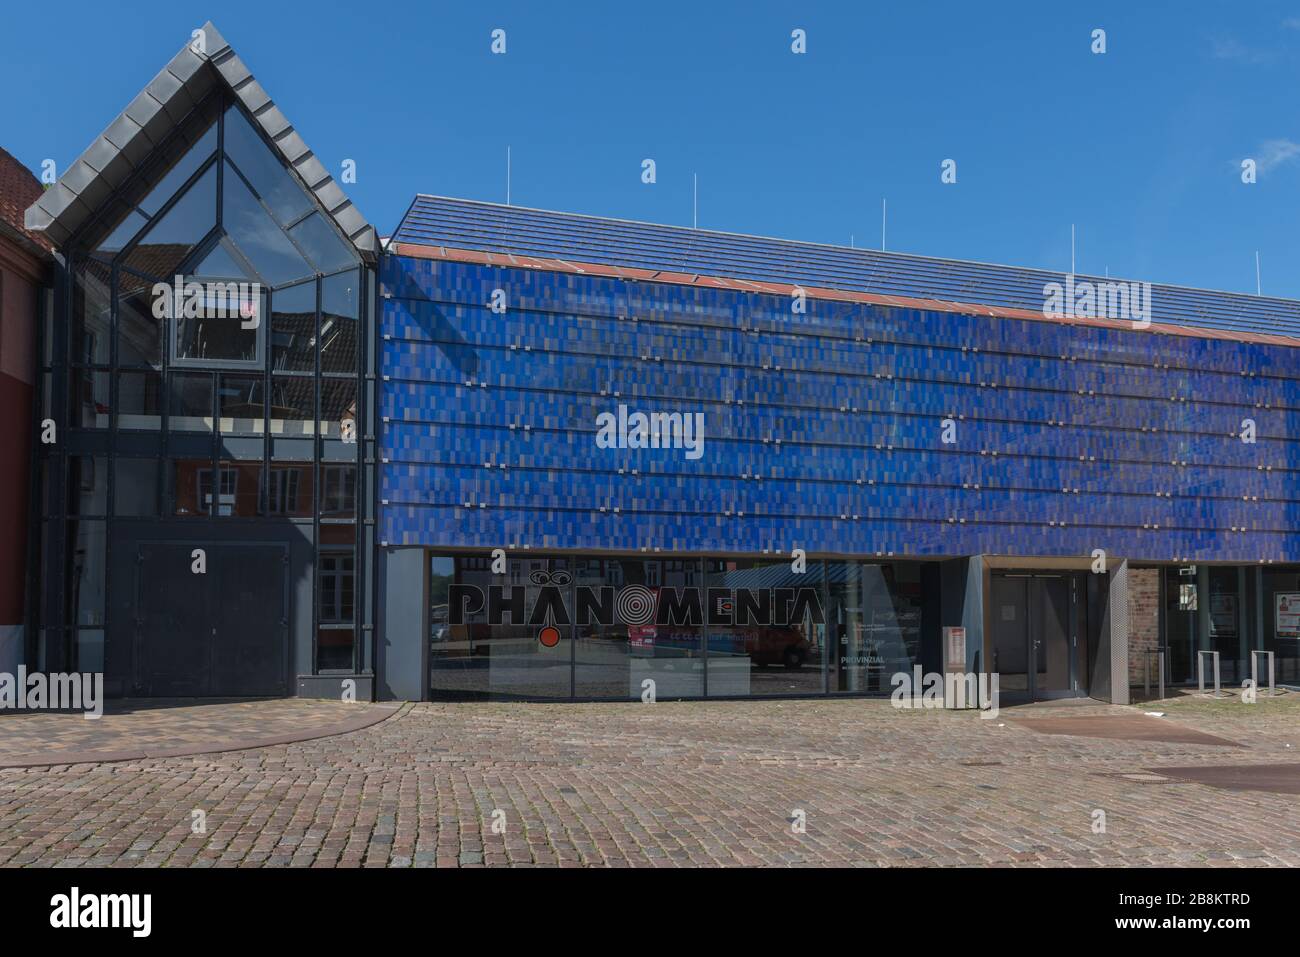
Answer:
1127 568 1160 687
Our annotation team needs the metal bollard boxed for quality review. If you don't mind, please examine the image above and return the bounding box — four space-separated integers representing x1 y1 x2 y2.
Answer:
1143 648 1165 701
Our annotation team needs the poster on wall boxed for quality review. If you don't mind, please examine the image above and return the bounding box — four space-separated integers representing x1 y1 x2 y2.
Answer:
1274 593 1300 639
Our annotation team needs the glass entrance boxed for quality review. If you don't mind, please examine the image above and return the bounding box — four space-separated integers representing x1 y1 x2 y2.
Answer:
991 573 1084 701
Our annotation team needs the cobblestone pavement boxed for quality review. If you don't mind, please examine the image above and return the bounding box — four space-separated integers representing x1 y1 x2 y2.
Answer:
0 696 1297 867
0 698 398 767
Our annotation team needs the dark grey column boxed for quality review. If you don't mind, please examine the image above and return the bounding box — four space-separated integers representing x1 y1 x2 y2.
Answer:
940 556 985 673
1107 559 1131 705
376 547 428 701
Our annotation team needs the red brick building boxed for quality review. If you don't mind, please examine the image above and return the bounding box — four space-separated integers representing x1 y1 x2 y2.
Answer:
0 148 52 673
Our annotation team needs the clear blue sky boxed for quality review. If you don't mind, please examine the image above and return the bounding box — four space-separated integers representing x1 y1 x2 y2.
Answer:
4 1 1300 297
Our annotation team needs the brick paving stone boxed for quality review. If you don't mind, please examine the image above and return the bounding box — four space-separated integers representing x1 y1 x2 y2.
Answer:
0 697 1297 866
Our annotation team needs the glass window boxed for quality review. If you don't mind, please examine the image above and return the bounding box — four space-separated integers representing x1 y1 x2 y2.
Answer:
290 213 357 274
320 270 359 373
706 559 822 696
320 465 355 517
192 240 254 280
170 372 214 431
319 378 356 438
192 461 263 517
71 369 110 429
1263 567 1300 686
223 162 314 287
222 105 315 226
117 369 165 429
171 458 211 517
317 548 356 672
218 374 265 434
95 209 148 257
574 558 703 699
172 279 264 365
267 463 312 517
116 281 163 368
271 280 315 372
122 163 217 280
136 119 217 217
76 629 105 673
68 456 107 516
114 459 160 517
68 519 107 628
269 375 314 436
72 260 112 365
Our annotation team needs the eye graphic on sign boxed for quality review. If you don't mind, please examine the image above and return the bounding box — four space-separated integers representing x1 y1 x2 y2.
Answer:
531 568 571 645
618 585 657 625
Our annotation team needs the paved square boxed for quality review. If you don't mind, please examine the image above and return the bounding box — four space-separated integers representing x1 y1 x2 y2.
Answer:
0 696 1297 867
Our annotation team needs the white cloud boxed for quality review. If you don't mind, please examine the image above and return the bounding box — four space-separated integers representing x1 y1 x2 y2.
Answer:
1254 139 1300 173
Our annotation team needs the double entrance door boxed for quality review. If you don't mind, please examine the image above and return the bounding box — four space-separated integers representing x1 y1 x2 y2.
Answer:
991 573 1089 701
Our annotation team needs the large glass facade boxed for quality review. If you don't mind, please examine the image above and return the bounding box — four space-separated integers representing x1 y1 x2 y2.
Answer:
429 552 936 701
34 85 370 681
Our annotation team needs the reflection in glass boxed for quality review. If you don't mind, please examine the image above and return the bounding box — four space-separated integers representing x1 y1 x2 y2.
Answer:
121 163 216 280
320 270 359 373
266 462 313 517
116 371 163 430
169 372 214 431
290 213 357 274
69 456 107 515
708 559 823 696
173 280 264 364
114 459 160 517
271 280 315 372
317 550 355 671
320 464 355 517
117 282 163 368
222 105 315 227
72 260 111 365
68 520 107 627
72 369 110 429
218 374 265 434
136 119 217 217
269 375 314 435
222 161 312 286
319 378 356 438
574 558 703 699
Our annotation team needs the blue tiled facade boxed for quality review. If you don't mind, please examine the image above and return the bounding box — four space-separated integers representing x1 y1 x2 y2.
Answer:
380 255 1300 563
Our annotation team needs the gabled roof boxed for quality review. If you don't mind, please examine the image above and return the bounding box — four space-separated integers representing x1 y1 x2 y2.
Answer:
0 147 52 257
24 20 376 260
392 195 1300 344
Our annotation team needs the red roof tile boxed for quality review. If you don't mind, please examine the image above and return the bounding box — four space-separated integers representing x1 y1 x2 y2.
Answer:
0 147 53 254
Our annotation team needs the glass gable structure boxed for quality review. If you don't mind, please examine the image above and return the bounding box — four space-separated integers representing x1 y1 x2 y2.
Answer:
34 81 374 697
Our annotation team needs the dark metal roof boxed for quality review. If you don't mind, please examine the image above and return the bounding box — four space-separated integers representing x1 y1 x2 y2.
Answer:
393 195 1300 340
25 21 376 260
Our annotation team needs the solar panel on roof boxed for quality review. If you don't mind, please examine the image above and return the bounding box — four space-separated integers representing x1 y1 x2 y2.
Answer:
391 195 1300 339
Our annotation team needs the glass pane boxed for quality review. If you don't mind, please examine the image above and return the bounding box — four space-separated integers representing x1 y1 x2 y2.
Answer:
95 208 148 257
117 280 163 368
122 163 217 279
72 260 112 364
320 270 358 373
223 161 313 286
171 458 210 517
114 459 160 516
320 464 355 518
76 629 105 673
173 280 264 363
192 241 253 279
290 213 356 274
708 559 825 696
319 378 356 438
170 372 214 432
266 462 312 517
69 519 107 627
574 558 704 699
216 460 265 516
68 456 107 515
271 280 315 372
218 374 265 434
222 105 315 226
269 375 314 436
136 120 217 217
70 369 109 429
117 371 163 430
